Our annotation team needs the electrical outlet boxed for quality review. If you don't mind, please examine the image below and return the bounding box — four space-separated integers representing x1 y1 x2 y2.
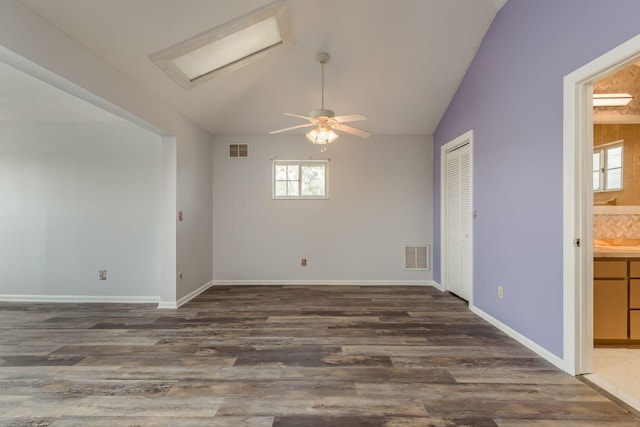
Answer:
301 258 307 267
178 211 183 221
498 285 504 299
99 270 107 280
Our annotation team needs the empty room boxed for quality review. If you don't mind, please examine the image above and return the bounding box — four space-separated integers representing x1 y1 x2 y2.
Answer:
3 0 640 425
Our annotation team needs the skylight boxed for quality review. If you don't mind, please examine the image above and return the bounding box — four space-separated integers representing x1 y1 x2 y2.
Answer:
151 1 292 88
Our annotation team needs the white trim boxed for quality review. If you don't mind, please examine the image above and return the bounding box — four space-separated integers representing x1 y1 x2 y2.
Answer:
564 33 640 376
470 304 566 371
212 280 435 287
157 301 178 309
157 280 215 309
440 130 474 304
0 295 159 304
430 280 444 292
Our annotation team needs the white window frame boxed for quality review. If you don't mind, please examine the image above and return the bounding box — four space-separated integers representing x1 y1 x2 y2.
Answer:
593 140 623 192
272 160 329 199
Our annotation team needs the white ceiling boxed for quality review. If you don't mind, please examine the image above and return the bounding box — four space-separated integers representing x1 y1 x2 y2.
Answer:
17 0 507 135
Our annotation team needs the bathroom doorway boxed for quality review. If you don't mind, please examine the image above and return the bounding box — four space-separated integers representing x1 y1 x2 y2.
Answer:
590 62 640 410
564 33 640 411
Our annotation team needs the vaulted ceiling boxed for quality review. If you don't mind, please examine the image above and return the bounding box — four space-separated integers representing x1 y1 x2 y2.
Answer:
17 0 507 135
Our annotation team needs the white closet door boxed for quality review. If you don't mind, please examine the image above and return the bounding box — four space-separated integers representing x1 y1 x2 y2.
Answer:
445 142 472 301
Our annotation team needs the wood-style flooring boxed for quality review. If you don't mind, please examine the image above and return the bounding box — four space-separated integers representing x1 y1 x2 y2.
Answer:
0 285 638 426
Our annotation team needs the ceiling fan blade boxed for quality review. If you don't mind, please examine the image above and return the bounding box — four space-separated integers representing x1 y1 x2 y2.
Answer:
269 123 315 135
332 123 372 138
284 112 315 121
332 114 368 123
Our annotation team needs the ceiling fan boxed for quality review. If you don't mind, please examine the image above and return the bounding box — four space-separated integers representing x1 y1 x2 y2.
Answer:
269 52 371 146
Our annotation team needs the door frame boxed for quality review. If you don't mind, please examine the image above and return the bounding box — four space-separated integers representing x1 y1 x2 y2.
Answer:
441 130 474 305
563 34 640 376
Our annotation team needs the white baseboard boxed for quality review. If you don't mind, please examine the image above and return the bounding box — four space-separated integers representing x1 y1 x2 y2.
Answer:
0 294 159 304
470 304 566 372
157 280 214 309
212 280 434 286
429 280 444 292
156 301 178 309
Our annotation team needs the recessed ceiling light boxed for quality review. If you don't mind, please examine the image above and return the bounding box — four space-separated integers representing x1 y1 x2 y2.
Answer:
151 1 292 89
593 93 633 107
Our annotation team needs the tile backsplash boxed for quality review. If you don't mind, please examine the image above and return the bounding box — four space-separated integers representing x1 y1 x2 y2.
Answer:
594 206 640 239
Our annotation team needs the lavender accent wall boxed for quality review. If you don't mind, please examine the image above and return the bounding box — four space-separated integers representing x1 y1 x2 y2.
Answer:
433 0 640 357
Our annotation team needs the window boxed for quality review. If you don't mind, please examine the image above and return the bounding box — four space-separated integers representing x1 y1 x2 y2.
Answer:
273 160 328 199
593 141 623 192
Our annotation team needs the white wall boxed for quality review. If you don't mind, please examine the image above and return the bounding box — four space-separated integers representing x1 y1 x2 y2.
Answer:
212 134 433 283
0 122 162 299
176 126 213 299
0 0 213 304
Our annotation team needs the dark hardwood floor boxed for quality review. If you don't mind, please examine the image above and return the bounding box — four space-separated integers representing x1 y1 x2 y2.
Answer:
0 285 638 426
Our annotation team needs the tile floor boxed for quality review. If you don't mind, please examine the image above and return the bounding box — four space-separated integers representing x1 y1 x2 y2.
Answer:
590 348 640 411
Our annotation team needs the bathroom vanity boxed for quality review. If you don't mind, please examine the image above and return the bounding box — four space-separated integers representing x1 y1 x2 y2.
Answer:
594 249 640 343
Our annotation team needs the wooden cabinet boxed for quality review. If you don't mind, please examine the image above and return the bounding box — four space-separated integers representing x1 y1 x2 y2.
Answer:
594 260 628 341
594 280 628 339
594 260 627 278
594 258 640 343
631 311 640 340
630 279 640 308
630 261 640 278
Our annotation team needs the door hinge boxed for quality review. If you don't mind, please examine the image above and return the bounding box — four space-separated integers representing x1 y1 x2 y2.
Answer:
574 238 581 248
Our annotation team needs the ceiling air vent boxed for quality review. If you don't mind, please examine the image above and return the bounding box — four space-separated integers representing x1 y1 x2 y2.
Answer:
229 144 248 158
404 245 429 270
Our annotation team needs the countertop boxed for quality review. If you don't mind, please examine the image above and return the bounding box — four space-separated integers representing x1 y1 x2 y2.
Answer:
594 245 640 258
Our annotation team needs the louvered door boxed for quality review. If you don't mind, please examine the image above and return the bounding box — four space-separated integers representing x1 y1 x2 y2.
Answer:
444 142 472 301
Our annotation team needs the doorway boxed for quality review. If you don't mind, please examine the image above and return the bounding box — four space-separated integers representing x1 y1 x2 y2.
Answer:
0 46 178 306
441 130 474 302
564 33 640 408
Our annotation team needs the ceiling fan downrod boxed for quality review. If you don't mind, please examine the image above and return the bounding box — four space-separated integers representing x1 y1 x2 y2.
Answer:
312 52 333 119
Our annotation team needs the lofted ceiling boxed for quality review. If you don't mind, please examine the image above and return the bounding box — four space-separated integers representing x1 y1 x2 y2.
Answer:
0 60 123 122
18 0 508 135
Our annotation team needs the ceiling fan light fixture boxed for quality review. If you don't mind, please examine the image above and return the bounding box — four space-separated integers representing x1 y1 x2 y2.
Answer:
269 51 371 143
306 126 338 145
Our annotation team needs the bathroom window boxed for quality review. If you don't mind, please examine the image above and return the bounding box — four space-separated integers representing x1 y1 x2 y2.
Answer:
593 141 623 192
272 160 328 199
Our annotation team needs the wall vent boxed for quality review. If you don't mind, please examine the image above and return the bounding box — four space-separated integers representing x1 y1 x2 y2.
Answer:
404 245 429 270
229 144 248 158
